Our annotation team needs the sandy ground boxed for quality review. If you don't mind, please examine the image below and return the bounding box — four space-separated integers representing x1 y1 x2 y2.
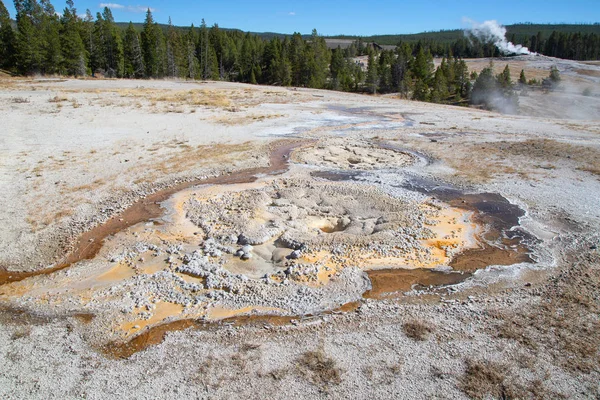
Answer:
0 57 599 399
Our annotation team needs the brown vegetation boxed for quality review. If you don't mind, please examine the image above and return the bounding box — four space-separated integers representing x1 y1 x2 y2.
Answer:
417 137 600 182
459 359 508 399
48 94 69 103
492 251 600 374
402 319 434 341
297 349 342 388
118 88 231 109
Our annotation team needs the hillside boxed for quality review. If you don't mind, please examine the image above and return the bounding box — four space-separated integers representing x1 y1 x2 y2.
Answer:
114 22 600 44
328 23 600 45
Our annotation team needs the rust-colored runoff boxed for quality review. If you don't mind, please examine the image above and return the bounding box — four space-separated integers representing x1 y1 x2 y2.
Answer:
0 140 307 286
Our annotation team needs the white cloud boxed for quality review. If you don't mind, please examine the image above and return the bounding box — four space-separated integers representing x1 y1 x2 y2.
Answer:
99 3 125 9
288 11 296 16
127 5 155 13
99 3 155 13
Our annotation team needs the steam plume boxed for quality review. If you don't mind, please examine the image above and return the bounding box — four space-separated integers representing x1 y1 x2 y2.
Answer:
463 18 533 55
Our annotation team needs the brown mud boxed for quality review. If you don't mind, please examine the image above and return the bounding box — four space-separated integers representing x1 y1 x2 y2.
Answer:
104 302 365 359
0 140 307 286
364 269 472 299
104 314 296 359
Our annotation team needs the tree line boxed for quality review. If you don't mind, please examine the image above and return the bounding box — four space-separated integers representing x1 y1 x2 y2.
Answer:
331 26 600 61
0 0 567 113
0 1 476 103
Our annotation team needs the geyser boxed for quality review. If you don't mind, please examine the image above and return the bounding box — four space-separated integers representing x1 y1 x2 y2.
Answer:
464 18 534 55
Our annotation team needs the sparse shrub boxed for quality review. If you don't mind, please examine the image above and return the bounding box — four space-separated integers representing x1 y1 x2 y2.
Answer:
582 87 592 96
459 359 507 399
297 349 342 387
49 95 68 103
11 96 29 103
403 319 434 341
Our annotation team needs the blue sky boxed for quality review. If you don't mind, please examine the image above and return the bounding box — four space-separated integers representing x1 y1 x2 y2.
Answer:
5 0 600 35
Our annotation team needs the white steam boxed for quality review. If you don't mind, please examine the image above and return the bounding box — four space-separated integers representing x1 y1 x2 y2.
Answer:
463 18 533 55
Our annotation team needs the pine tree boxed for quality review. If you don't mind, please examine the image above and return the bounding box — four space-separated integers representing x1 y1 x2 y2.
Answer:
39 0 62 74
288 32 304 86
366 51 378 94
549 65 561 83
430 66 448 103
453 58 471 101
411 46 433 100
141 9 158 77
307 29 330 88
123 22 144 78
329 47 346 90
0 0 16 70
97 7 123 77
198 19 218 80
153 22 167 78
498 65 511 86
60 0 86 76
519 69 527 85
184 24 199 79
411 47 434 82
470 67 496 108
392 43 412 98
471 66 518 113
14 0 44 74
82 10 96 75
412 79 429 101
166 17 180 78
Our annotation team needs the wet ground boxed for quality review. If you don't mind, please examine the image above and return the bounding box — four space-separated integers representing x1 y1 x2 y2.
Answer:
0 137 539 358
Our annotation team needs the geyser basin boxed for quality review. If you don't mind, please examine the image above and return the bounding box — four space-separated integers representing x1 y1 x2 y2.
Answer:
0 140 538 358
0 176 480 349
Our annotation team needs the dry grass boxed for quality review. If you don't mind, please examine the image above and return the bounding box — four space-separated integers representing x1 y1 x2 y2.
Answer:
459 359 508 399
62 179 106 194
297 349 342 388
419 138 600 183
492 251 600 375
574 68 600 78
132 141 257 183
211 113 285 125
26 208 74 232
10 96 29 103
48 94 69 103
459 59 552 81
117 88 231 109
403 319 434 341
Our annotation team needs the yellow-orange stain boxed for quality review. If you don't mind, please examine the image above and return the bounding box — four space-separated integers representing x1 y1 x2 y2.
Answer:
120 302 184 337
206 305 285 320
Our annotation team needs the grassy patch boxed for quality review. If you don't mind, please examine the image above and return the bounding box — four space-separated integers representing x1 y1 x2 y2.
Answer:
48 94 69 103
403 319 434 341
459 359 507 399
492 251 600 374
118 88 231 109
297 349 342 388
10 96 29 103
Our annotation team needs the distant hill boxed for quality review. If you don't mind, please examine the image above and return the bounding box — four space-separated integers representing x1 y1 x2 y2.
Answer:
114 22 289 40
327 23 600 46
115 22 600 47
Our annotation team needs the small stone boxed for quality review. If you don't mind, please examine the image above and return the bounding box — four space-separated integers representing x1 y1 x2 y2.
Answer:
241 253 252 260
288 250 302 260
237 234 250 245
